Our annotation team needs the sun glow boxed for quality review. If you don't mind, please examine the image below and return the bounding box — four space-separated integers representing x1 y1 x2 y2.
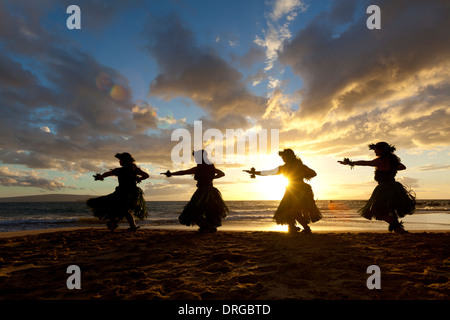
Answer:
255 175 289 200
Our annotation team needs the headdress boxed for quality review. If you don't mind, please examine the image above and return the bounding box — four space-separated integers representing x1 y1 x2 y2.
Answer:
368 142 396 153
278 149 296 158
115 152 135 163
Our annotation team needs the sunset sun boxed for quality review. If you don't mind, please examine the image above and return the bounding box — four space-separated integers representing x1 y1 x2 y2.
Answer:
256 175 289 200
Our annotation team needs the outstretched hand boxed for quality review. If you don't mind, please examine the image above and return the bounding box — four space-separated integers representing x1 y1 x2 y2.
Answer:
161 170 172 177
243 167 257 178
338 158 354 169
93 173 104 181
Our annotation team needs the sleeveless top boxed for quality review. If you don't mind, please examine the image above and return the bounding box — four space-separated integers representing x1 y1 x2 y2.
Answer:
111 164 139 190
194 164 215 187
279 162 316 184
374 156 398 183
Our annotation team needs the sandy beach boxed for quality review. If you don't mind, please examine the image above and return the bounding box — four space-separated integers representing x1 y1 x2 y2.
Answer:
0 228 449 300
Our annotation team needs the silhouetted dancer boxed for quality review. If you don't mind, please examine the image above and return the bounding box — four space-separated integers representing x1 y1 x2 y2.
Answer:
87 152 149 232
338 142 416 233
161 150 228 233
245 149 322 233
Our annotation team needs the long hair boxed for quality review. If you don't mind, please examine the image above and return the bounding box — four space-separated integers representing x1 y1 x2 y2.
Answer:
279 149 316 180
279 149 302 164
115 152 135 165
369 142 401 171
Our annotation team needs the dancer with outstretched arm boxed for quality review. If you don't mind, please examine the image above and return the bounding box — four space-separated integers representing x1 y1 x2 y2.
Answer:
162 150 228 233
87 152 149 232
245 149 322 233
338 142 416 233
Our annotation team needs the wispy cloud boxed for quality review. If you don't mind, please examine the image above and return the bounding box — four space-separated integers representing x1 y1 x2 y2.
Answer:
415 164 450 172
255 0 306 73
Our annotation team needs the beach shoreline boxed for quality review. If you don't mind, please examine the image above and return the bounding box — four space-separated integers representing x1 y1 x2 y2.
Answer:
0 227 101 238
0 228 449 300
0 225 448 239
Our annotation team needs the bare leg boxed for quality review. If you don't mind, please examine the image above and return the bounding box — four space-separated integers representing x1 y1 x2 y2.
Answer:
288 217 300 233
380 213 407 233
196 216 216 233
296 214 311 234
106 219 118 232
125 211 139 231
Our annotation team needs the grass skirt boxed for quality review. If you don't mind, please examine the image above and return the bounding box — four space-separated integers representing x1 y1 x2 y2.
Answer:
179 186 228 227
274 183 322 225
358 181 416 220
86 186 147 222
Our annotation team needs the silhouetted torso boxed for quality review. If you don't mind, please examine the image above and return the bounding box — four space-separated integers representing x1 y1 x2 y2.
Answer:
112 164 138 190
194 164 215 187
374 169 397 183
279 161 316 186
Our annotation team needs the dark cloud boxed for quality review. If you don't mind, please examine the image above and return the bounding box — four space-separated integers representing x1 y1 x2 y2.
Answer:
238 46 266 69
142 13 267 127
0 43 164 168
0 1 172 173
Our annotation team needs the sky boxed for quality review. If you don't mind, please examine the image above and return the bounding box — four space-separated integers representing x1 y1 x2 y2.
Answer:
0 0 449 201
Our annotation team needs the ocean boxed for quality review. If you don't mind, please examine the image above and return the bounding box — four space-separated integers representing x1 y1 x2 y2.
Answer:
1 199 450 233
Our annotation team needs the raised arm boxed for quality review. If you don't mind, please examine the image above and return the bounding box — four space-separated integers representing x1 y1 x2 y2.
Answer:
338 158 381 168
161 167 197 177
244 167 280 176
339 158 406 170
352 160 379 167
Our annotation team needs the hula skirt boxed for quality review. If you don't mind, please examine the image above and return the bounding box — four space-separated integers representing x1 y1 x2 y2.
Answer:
274 182 322 225
179 186 228 227
87 186 147 221
358 181 416 220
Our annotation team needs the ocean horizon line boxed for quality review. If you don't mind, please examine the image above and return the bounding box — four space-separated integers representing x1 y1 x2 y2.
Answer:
1 193 449 203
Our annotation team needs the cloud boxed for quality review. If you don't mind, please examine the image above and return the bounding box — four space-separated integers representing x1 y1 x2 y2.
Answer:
0 3 280 178
0 1 181 172
396 177 419 189
271 0 306 21
143 173 196 200
1 0 448 202
261 88 296 126
131 101 159 133
238 47 266 70
0 167 75 190
415 164 450 172
142 13 267 127
255 0 305 73
277 0 450 151
0 43 156 165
